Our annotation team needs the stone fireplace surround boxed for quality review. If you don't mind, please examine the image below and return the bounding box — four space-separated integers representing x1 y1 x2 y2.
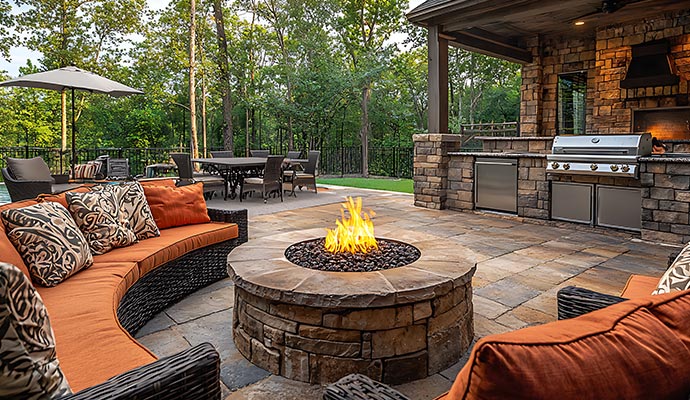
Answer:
228 228 476 384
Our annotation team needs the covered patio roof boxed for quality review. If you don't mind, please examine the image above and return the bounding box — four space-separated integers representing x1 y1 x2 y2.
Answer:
407 0 689 64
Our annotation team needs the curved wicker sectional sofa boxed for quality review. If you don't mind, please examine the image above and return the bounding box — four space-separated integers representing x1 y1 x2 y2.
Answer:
0 187 248 400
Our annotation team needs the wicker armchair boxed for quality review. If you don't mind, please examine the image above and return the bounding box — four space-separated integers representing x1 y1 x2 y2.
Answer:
2 166 53 202
285 150 320 194
239 155 284 203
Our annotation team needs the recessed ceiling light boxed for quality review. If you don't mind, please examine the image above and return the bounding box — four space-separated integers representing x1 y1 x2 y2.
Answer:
574 21 585 26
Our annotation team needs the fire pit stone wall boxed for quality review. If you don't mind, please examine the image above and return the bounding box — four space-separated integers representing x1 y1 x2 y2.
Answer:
228 229 476 384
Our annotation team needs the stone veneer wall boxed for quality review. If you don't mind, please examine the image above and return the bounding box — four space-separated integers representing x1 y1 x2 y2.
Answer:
640 162 690 244
232 282 473 384
413 134 462 209
520 10 690 137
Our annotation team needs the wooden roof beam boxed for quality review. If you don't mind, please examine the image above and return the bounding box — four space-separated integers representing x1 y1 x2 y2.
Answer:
444 29 533 64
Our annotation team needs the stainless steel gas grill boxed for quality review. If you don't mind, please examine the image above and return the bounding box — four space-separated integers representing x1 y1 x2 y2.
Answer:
547 133 651 232
546 133 652 178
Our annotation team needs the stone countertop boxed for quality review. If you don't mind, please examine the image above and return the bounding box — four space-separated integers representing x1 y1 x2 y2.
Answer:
448 151 547 158
227 228 476 308
639 155 690 163
474 136 554 141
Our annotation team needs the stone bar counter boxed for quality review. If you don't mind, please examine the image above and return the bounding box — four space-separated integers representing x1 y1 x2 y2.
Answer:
414 134 690 245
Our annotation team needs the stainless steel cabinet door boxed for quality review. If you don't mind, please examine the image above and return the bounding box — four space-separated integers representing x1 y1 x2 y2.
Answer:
475 158 517 213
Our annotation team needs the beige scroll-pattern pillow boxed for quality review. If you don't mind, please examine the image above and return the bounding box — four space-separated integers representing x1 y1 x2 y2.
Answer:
66 190 138 255
91 182 160 240
0 262 72 399
1 202 93 287
653 242 690 295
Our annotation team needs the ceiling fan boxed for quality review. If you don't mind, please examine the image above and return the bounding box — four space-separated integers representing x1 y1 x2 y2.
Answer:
572 0 640 24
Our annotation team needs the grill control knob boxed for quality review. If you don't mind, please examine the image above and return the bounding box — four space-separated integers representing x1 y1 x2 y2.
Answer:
610 164 619 172
590 163 598 171
621 165 630 173
563 163 570 170
551 162 560 169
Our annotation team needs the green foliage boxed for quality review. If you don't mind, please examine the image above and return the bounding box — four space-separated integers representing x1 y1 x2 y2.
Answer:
0 0 522 156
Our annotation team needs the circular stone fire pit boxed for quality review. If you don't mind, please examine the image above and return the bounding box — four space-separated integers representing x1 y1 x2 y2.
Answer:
228 229 476 385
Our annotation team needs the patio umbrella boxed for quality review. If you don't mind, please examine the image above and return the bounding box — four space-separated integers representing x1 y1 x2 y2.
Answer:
0 66 144 175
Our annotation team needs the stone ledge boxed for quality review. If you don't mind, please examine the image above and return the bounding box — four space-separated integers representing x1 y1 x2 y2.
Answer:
228 231 476 309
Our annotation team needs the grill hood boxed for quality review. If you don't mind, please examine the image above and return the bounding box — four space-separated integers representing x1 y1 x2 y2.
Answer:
621 39 679 89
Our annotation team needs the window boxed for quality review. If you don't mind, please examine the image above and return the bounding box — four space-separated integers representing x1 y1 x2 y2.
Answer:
558 72 587 134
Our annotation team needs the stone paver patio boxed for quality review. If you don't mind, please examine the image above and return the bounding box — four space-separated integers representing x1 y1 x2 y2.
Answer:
135 185 679 399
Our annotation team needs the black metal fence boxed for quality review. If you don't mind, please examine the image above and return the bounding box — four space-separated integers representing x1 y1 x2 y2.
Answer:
0 145 414 179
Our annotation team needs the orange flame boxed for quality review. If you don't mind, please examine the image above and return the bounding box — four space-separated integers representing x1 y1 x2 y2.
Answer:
325 197 378 254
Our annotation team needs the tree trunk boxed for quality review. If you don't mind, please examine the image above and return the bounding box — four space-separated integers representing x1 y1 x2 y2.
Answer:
201 73 207 158
212 0 234 153
360 84 370 177
189 0 198 159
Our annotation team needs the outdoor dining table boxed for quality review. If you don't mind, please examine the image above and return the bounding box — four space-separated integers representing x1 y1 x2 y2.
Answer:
192 157 307 200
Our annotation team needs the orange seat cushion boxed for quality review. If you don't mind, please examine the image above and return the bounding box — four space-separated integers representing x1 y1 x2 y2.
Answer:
143 183 211 229
0 200 39 278
93 222 238 276
37 185 92 208
620 274 660 298
37 262 155 392
445 297 690 400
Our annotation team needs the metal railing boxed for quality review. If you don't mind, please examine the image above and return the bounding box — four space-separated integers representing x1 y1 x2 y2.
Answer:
0 145 414 179
458 122 519 150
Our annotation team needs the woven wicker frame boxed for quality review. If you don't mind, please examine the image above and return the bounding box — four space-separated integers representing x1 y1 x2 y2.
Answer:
324 374 410 400
2 167 53 202
61 207 247 400
557 286 626 320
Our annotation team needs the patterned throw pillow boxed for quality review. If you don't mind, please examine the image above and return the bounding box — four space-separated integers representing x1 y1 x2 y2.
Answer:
653 243 690 295
0 262 72 399
1 202 93 287
66 190 138 255
92 183 160 240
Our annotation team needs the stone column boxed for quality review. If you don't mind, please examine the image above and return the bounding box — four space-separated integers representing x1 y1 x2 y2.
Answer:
413 134 462 210
520 35 543 136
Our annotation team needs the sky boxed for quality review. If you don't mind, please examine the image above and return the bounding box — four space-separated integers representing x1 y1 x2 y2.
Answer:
0 0 426 77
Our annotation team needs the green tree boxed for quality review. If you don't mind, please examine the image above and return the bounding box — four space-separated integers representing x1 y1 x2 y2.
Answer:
15 0 145 150
0 0 14 61
334 0 407 176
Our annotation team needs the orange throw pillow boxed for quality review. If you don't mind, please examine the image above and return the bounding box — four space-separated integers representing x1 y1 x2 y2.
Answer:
143 183 210 229
446 297 690 400
37 185 92 208
138 178 177 187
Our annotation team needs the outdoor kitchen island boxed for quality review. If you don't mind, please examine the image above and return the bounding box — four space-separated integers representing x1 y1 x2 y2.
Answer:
414 134 690 245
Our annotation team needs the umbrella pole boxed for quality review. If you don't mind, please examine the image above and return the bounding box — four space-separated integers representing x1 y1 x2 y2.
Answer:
71 88 76 179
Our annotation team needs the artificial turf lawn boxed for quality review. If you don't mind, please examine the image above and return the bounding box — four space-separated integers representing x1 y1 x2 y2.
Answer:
316 177 413 193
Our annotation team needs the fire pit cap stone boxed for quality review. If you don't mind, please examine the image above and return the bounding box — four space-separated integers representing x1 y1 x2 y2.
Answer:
227 230 476 308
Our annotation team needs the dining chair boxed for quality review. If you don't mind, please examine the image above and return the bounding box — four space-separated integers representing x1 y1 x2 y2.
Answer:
170 152 225 200
250 149 270 158
286 150 301 159
291 150 320 194
240 155 284 203
210 151 234 158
